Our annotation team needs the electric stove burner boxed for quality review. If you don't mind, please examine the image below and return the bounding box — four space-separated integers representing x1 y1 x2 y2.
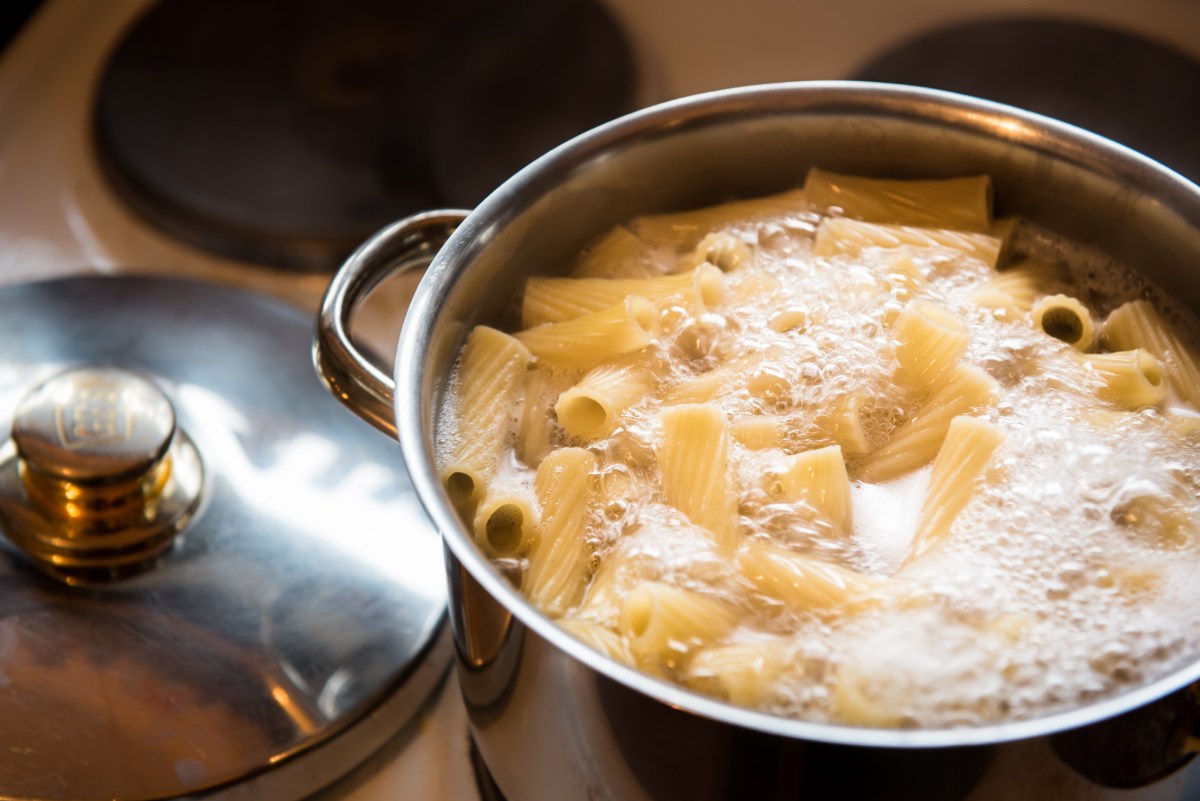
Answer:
467 733 508 801
93 0 636 272
850 17 1200 184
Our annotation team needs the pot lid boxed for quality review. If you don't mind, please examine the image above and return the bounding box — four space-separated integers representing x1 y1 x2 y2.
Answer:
0 276 449 801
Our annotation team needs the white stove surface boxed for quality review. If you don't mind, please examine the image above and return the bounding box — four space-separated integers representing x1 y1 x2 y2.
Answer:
1 1 1198 800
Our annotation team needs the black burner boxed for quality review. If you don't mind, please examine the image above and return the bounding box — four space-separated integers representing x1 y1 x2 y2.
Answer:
93 0 635 271
467 732 508 801
850 17 1200 184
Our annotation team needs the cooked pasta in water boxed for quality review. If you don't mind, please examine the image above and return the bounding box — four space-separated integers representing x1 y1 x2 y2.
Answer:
436 168 1200 728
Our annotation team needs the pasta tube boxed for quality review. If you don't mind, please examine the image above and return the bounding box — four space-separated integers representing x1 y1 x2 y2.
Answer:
1077 349 1167 409
619 582 737 668
658 403 739 554
970 288 1024 322
664 369 727 405
523 448 597 615
1103 299 1200 407
971 256 1059 322
892 300 971 388
665 348 789 406
907 416 1005 563
772 445 853 535
1166 407 1200 436
972 258 1059 310
632 188 808 250
1031 294 1096 350
816 393 873 457
555 358 656 441
442 326 532 516
803 168 993 232
687 639 788 706
746 363 791 403
731 415 783 450
522 264 724 327
857 364 999 483
678 232 753 272
737 540 882 612
557 618 635 665
516 367 554 467
515 295 658 370
579 544 638 624
570 224 653 278
812 218 1002 268
474 492 536 557
768 307 812 333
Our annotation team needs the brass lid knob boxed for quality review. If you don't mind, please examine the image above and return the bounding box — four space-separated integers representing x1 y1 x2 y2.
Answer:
12 366 176 484
0 366 203 582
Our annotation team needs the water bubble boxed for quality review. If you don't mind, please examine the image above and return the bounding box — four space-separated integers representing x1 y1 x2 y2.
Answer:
675 312 728 360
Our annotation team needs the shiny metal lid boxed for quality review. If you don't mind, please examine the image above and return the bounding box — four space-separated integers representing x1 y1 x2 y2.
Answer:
0 276 449 801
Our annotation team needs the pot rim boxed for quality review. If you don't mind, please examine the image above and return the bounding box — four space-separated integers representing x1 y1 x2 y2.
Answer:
397 80 1200 748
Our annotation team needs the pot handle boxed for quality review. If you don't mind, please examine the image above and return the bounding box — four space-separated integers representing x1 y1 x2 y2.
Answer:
315 210 470 438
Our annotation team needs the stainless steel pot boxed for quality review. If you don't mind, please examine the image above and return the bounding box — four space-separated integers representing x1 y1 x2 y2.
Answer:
315 81 1200 800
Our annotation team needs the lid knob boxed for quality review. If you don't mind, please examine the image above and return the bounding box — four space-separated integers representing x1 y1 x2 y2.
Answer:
13 366 176 484
0 366 204 583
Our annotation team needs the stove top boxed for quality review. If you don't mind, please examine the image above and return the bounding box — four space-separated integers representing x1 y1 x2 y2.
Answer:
0 0 1198 799
850 16 1200 183
92 0 635 271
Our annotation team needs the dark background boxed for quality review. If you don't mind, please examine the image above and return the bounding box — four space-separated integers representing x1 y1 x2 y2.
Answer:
0 1 41 53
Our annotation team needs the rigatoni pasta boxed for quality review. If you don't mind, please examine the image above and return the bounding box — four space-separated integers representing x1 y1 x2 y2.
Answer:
856 364 999 483
522 263 724 327
815 393 873 457
972 258 1058 309
441 326 531 517
568 224 651 278
737 539 882 612
437 171 1200 730
619 582 738 670
523 448 597 615
1103 299 1200 407
657 403 739 555
1031 294 1096 350
771 445 853 536
516 367 554 467
1077 349 1167 409
686 638 790 706
812 217 1003 268
804 167 993 232
632 188 808 249
906 416 1006 563
731 415 783 450
515 294 658 369
557 617 636 665
473 492 535 557
555 358 656 441
891 300 971 389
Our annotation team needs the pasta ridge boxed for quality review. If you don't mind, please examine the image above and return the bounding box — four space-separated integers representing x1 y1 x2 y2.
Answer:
856 363 999 483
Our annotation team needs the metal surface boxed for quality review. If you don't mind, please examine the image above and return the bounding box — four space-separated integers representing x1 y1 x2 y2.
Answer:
318 82 1200 799
316 210 468 438
0 276 449 801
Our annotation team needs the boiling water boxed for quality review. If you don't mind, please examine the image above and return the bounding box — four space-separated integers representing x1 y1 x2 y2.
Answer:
437 204 1200 728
